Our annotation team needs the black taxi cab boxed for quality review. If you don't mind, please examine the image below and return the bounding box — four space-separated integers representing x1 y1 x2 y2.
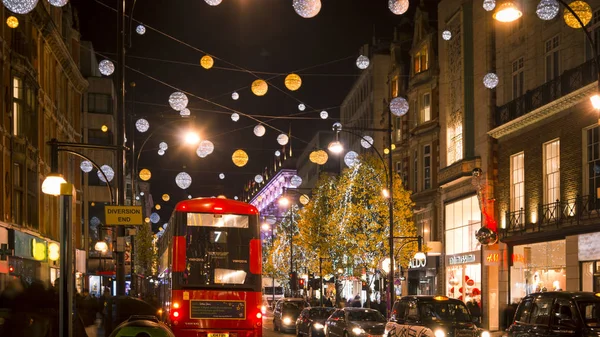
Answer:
385 296 490 337
507 291 600 336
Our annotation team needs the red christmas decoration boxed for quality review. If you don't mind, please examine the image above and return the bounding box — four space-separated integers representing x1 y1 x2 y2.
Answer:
467 279 475 286
472 288 481 295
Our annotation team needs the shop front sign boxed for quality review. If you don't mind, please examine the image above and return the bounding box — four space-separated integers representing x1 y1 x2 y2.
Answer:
408 258 427 269
12 230 47 262
448 253 476 265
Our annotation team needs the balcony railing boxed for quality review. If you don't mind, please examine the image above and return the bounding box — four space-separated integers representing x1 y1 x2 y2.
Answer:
503 195 600 237
495 59 597 127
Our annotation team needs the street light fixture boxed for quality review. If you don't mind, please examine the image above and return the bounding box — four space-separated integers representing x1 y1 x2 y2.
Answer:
493 1 523 22
41 173 67 196
327 140 344 154
184 130 201 145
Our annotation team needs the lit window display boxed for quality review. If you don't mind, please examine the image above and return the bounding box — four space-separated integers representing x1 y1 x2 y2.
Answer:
447 263 481 303
510 240 566 303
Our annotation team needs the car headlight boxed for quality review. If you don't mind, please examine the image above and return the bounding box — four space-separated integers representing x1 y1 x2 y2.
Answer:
434 330 446 337
481 331 490 337
352 327 366 335
283 317 292 325
314 323 324 330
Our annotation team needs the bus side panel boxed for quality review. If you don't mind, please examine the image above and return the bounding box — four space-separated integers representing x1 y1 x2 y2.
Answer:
169 289 262 337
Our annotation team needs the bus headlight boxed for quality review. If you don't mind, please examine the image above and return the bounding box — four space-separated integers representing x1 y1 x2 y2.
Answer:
283 317 292 325
352 327 366 335
434 330 446 337
481 331 490 337
313 323 324 330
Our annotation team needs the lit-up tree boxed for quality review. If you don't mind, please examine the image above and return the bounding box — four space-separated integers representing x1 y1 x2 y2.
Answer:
267 204 303 295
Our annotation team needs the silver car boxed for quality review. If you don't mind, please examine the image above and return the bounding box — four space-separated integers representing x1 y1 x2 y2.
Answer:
324 308 386 337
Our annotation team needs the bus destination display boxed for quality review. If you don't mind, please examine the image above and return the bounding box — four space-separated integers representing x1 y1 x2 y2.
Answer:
190 300 246 319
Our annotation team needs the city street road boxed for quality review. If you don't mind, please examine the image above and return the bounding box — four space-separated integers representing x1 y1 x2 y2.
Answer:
263 312 295 337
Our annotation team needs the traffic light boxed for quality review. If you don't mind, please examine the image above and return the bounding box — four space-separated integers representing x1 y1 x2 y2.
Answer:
8 265 14 273
290 272 298 291
299 278 305 289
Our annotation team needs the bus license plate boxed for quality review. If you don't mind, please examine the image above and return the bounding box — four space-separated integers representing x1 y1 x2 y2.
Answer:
208 333 229 337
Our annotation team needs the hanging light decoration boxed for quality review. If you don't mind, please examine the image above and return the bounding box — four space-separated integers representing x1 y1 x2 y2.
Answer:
6 16 18 28
97 165 115 183
150 213 160 224
135 118 149 132
200 55 214 69
388 0 409 15
232 91 239 100
493 1 523 22
536 0 559 20
320 110 328 119
563 1 592 28
136 24 146 35
298 103 306 111
231 113 240 122
483 0 496 11
292 0 321 18
219 173 225 180
277 134 289 146
309 150 328 165
361 136 374 149
159 142 168 150
162 194 170 202
180 108 191 117
275 150 281 157
139 169 152 181
299 194 310 205
483 73 499 89
253 124 266 137
232 149 249 167
80 161 93 173
155 204 161 210
284 73 302 91
197 140 215 157
175 172 192 189
332 122 342 131
98 60 115 76
168 92 189 111
3 0 38 14
442 30 452 41
204 0 222 5
255 175 264 183
251 79 268 96
290 175 303 188
49 0 68 6
158 149 165 156
389 97 409 117
356 55 370 69
344 151 360 168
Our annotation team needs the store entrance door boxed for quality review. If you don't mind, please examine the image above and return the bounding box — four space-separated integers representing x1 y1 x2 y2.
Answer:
593 273 600 292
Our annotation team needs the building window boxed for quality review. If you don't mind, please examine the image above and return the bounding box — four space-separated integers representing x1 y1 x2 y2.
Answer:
424 145 431 190
545 35 560 81
13 162 23 226
414 150 418 192
391 76 399 98
512 57 524 99
420 92 431 123
544 139 560 205
88 93 112 114
414 45 428 74
445 195 481 255
395 117 402 142
27 166 38 229
586 9 600 61
12 76 36 142
510 152 525 212
587 127 600 197
396 161 402 175
88 129 113 145
447 124 463 165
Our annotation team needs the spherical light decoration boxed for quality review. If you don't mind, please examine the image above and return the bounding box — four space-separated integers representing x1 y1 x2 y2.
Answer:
344 151 360 168
80 160 93 173
332 122 342 131
442 30 452 41
298 103 306 111
309 150 328 165
3 0 38 14
234 196 239 200
299 194 310 205
255 175 264 184
390 97 409 117
361 136 374 149
139 169 152 181
101 125 108 132
388 0 409 15
135 118 149 133
97 165 115 183
536 0 559 20
168 92 189 111
320 110 328 119
292 0 321 18
158 149 165 156
90 216 101 227
219 173 225 180
188 195 193 199
231 113 240 122
290 175 303 188
98 60 115 76
232 91 239 100
200 55 214 69
251 79 268 96
563 1 592 28
277 134 289 146
48 0 67 6
232 149 249 167
483 73 499 89
136 24 146 35
483 0 496 11
204 0 222 5
150 212 161 224
475 227 498 245
253 124 266 137
275 150 281 157
356 55 370 69
175 172 192 189
6 16 18 28
284 73 302 91
162 194 170 202
159 142 168 150
198 140 215 156
180 108 191 117
155 204 161 210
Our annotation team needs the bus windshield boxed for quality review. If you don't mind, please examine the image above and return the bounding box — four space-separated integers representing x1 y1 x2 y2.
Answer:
182 213 254 287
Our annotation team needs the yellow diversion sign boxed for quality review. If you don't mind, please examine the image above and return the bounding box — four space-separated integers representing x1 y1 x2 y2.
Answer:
105 206 143 225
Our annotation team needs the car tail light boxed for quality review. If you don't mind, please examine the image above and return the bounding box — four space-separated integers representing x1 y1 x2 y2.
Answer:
173 311 180 318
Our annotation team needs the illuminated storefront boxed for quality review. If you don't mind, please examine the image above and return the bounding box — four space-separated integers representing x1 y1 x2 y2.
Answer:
407 256 438 295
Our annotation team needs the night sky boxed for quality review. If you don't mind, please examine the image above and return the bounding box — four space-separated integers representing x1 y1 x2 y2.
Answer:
72 0 435 229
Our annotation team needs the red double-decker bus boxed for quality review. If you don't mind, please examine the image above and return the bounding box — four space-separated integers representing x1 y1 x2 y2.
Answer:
157 197 263 337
